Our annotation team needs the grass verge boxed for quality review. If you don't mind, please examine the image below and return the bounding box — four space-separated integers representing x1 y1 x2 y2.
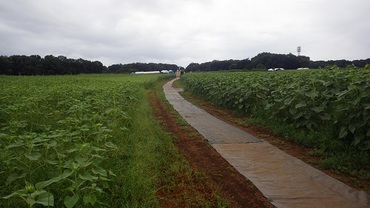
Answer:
150 79 231 207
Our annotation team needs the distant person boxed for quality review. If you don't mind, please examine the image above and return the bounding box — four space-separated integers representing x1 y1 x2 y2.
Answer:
176 70 181 78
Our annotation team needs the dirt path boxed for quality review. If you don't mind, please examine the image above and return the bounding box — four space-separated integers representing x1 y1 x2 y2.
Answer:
149 87 274 207
164 78 370 208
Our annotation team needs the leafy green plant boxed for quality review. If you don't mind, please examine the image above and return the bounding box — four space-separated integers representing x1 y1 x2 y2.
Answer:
181 69 370 176
0 74 175 207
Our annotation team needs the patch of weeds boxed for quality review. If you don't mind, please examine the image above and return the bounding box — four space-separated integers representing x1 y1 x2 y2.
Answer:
319 151 370 179
269 139 285 145
309 148 325 157
235 119 253 127
214 194 229 208
173 79 186 89
176 116 189 126
188 132 198 138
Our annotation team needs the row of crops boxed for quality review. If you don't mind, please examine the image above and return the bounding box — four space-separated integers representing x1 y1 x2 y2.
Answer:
0 74 171 207
181 69 369 176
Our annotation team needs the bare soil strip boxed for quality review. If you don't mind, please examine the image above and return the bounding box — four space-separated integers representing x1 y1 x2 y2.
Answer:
149 89 274 207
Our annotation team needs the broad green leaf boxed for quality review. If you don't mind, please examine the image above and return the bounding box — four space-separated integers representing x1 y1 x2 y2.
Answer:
6 142 25 149
24 152 42 161
306 91 319 99
0 133 8 139
6 172 26 185
339 127 348 139
64 194 79 208
295 101 306 109
83 194 97 205
348 124 356 134
48 132 63 139
364 103 370 110
75 156 92 168
67 148 79 153
284 97 294 105
303 113 312 119
99 176 110 181
26 196 37 207
47 140 58 148
92 166 107 177
91 154 104 159
32 137 49 144
108 170 117 177
352 134 364 146
63 160 76 169
360 141 370 151
3 189 26 199
311 106 324 113
91 146 106 152
352 97 361 106
44 159 58 165
75 156 88 164
35 178 59 190
105 142 117 149
337 90 348 98
35 170 72 190
265 103 274 110
120 127 128 131
289 108 298 116
79 172 98 181
318 113 331 121
35 191 54 206
67 131 80 137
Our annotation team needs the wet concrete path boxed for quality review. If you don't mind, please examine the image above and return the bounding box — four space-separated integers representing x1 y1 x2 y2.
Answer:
164 78 370 208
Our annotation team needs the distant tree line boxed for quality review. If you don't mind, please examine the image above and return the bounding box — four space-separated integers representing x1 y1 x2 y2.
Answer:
107 63 178 73
309 59 370 69
0 55 181 75
185 52 370 72
1 53 369 75
0 55 106 75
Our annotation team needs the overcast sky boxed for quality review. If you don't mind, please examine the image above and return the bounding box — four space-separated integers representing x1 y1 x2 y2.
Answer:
0 0 369 67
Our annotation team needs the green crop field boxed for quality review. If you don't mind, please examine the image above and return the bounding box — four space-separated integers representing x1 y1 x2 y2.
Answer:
0 74 179 207
181 69 370 178
1 69 369 206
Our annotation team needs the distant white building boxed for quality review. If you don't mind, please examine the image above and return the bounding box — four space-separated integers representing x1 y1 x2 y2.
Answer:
268 68 284 71
134 71 161 74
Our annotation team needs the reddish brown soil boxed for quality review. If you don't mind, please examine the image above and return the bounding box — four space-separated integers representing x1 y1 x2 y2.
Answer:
148 91 275 208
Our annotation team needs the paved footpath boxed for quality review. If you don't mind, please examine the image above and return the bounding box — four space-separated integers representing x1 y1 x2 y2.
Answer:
164 78 370 208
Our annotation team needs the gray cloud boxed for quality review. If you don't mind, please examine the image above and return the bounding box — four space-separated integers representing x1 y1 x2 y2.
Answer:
0 0 369 67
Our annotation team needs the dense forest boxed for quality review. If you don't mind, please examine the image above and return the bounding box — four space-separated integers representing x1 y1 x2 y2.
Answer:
0 55 179 75
0 55 106 75
1 53 369 75
186 52 370 72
